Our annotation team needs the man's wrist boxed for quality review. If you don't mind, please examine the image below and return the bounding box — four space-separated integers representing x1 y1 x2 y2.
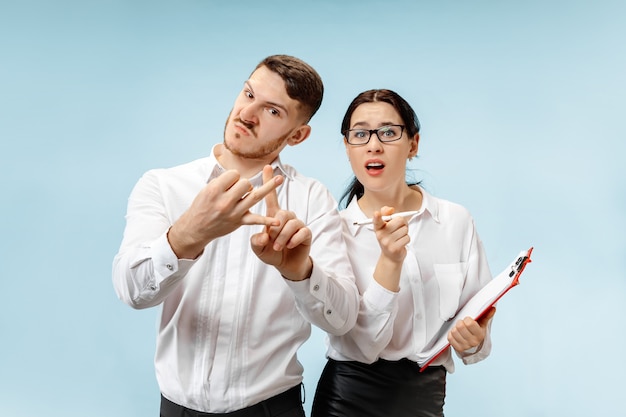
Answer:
281 258 313 282
167 226 205 260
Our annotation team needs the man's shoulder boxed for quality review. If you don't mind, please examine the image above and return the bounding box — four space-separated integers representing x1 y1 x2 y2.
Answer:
279 163 338 213
136 157 213 190
280 162 326 188
167 156 212 172
145 157 212 177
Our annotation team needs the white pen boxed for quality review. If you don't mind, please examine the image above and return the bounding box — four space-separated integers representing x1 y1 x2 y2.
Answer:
353 210 420 226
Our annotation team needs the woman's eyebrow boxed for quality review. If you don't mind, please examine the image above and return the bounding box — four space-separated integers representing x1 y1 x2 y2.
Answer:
351 121 397 128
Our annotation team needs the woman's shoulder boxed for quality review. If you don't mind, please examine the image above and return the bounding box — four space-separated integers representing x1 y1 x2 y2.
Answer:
420 187 474 221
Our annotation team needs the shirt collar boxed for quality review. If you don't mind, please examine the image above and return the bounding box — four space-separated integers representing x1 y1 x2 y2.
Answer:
205 144 293 185
344 185 441 236
417 185 440 223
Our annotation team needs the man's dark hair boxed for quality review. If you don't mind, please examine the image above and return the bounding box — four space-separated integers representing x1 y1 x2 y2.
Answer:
255 55 324 122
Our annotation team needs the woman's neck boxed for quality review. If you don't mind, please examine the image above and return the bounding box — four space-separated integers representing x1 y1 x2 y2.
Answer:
358 185 422 217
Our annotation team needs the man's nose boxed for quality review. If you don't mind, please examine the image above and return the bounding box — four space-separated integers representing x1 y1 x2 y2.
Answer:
239 103 259 124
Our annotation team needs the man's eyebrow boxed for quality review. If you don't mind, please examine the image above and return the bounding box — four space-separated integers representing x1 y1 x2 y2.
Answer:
244 80 254 94
244 81 289 115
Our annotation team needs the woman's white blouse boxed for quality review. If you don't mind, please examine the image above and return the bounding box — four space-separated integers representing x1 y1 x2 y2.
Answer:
326 186 493 373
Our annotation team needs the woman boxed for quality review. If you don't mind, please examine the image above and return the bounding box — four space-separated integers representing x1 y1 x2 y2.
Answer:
311 89 495 417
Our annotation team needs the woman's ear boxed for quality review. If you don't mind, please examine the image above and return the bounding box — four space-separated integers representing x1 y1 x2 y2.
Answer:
408 133 420 159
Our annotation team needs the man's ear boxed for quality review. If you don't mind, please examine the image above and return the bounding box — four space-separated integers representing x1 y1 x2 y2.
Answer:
286 125 311 146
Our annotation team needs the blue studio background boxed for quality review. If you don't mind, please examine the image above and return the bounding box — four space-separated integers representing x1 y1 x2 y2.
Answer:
1 1 625 416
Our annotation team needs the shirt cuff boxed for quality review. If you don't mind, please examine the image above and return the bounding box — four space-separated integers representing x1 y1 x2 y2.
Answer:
284 263 347 330
151 232 196 284
459 333 492 365
362 280 398 312
284 262 325 301
462 341 482 355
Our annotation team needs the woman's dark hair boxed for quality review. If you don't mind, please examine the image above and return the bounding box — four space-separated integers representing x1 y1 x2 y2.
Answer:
339 89 421 208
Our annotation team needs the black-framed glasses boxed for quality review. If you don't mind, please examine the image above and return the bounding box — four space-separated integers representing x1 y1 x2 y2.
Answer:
344 124 405 145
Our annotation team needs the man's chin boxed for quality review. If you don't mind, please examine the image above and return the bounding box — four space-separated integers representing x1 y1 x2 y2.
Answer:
223 137 249 158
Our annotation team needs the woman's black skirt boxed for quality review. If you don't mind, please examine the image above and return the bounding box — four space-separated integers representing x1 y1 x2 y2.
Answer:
311 358 446 417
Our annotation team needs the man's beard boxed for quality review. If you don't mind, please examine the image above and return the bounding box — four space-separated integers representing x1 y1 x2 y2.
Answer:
223 114 290 159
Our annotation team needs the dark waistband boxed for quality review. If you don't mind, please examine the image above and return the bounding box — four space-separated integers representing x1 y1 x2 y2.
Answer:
329 357 445 374
160 384 302 417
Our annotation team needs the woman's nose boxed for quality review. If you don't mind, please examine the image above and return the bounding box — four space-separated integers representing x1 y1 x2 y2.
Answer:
366 133 383 152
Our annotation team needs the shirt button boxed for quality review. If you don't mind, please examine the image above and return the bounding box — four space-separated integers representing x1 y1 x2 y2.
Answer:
326 309 332 315
166 263 173 270
149 285 157 291
313 284 320 291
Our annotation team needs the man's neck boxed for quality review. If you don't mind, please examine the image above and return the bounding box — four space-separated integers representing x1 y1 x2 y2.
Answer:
214 143 275 179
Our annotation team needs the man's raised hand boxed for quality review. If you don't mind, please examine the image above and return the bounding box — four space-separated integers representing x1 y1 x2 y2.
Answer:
250 165 313 281
168 169 283 259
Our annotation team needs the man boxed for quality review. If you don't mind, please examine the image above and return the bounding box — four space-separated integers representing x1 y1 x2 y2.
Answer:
112 55 358 416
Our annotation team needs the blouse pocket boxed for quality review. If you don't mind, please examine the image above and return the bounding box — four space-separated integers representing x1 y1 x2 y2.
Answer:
433 262 466 321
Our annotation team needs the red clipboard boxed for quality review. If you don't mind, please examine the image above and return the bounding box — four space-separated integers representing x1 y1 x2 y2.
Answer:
416 247 533 371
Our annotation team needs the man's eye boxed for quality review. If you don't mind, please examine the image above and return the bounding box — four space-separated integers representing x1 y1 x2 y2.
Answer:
245 90 253 99
268 108 280 116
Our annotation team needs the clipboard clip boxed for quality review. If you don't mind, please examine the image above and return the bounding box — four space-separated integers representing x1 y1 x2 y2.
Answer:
508 247 534 284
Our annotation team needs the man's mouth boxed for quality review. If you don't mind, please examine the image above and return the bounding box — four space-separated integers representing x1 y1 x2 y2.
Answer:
238 118 254 130
233 119 255 136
